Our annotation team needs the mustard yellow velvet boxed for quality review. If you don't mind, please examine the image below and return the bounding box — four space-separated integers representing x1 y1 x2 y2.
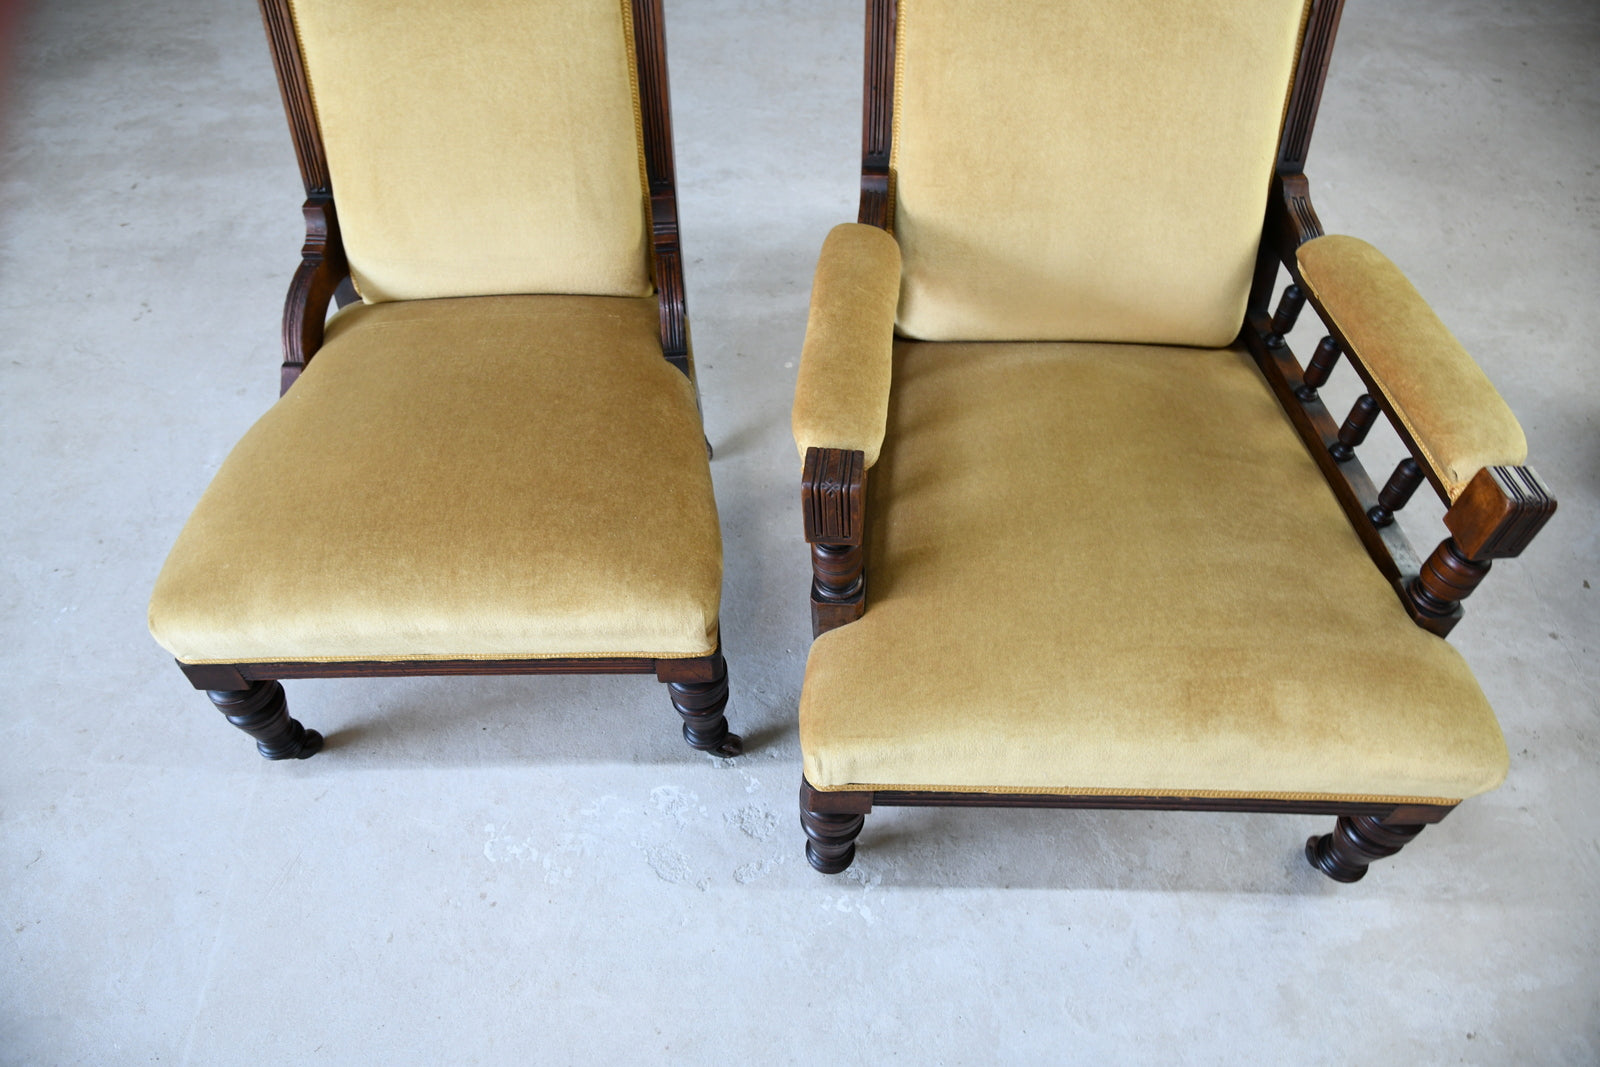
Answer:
792 224 903 468
890 0 1308 345
800 341 1508 801
149 295 720 663
288 0 652 303
1297 235 1528 499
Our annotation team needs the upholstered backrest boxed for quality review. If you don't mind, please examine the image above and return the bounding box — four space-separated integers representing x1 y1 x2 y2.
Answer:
891 0 1310 346
288 0 653 303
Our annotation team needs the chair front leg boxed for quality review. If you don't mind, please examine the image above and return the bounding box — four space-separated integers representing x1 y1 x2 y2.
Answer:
1305 812 1437 882
658 651 742 757
207 680 323 760
799 779 870 873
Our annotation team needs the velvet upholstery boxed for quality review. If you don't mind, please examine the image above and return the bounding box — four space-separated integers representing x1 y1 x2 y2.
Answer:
891 0 1309 344
792 224 902 468
800 341 1507 801
288 0 652 303
149 295 721 663
1297 235 1527 499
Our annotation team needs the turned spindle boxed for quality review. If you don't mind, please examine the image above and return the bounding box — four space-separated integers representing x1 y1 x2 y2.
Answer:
1329 394 1380 461
1368 457 1424 527
1408 538 1491 621
1271 284 1306 337
812 542 863 601
1295 336 1342 401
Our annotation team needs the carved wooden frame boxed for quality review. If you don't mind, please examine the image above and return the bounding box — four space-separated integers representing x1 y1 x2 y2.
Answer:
797 0 1555 881
170 0 739 763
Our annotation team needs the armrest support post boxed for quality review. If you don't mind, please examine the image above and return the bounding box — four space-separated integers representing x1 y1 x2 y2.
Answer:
1404 466 1556 635
802 447 867 637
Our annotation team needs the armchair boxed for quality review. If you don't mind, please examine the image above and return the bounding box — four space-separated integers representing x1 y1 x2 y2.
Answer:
148 0 742 762
794 0 1554 881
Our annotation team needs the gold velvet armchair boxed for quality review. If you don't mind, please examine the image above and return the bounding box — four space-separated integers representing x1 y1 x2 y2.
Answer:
148 0 742 760
793 0 1554 881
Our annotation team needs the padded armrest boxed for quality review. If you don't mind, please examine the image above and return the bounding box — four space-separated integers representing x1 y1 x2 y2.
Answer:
1296 235 1527 500
792 223 902 468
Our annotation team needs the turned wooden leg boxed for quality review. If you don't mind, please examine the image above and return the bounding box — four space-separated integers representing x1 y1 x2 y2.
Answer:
1305 815 1425 882
207 680 322 760
800 804 866 874
663 653 742 757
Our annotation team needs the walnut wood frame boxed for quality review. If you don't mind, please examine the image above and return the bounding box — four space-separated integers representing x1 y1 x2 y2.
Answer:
798 0 1554 880
171 0 739 762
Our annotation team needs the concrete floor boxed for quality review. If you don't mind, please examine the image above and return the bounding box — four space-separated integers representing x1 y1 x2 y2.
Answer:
2 1 1596 1063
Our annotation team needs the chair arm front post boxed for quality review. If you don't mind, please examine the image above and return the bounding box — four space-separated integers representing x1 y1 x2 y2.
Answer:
802 447 866 636
1404 466 1556 636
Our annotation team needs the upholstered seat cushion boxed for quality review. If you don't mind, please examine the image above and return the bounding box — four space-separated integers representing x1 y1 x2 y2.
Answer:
149 295 720 664
800 342 1508 802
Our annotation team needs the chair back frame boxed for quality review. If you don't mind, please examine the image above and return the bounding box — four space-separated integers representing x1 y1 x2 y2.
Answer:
257 0 695 392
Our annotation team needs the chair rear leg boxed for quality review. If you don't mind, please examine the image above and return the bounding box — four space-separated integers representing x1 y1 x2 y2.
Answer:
661 652 742 757
1306 815 1425 882
800 804 865 874
207 680 323 760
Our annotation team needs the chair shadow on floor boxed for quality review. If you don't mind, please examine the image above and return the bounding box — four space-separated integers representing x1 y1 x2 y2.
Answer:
283 672 793 770
833 805 1481 896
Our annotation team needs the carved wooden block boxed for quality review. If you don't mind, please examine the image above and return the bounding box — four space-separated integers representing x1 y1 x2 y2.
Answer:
810 584 866 638
1444 465 1556 561
802 447 866 546
1404 466 1553 634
